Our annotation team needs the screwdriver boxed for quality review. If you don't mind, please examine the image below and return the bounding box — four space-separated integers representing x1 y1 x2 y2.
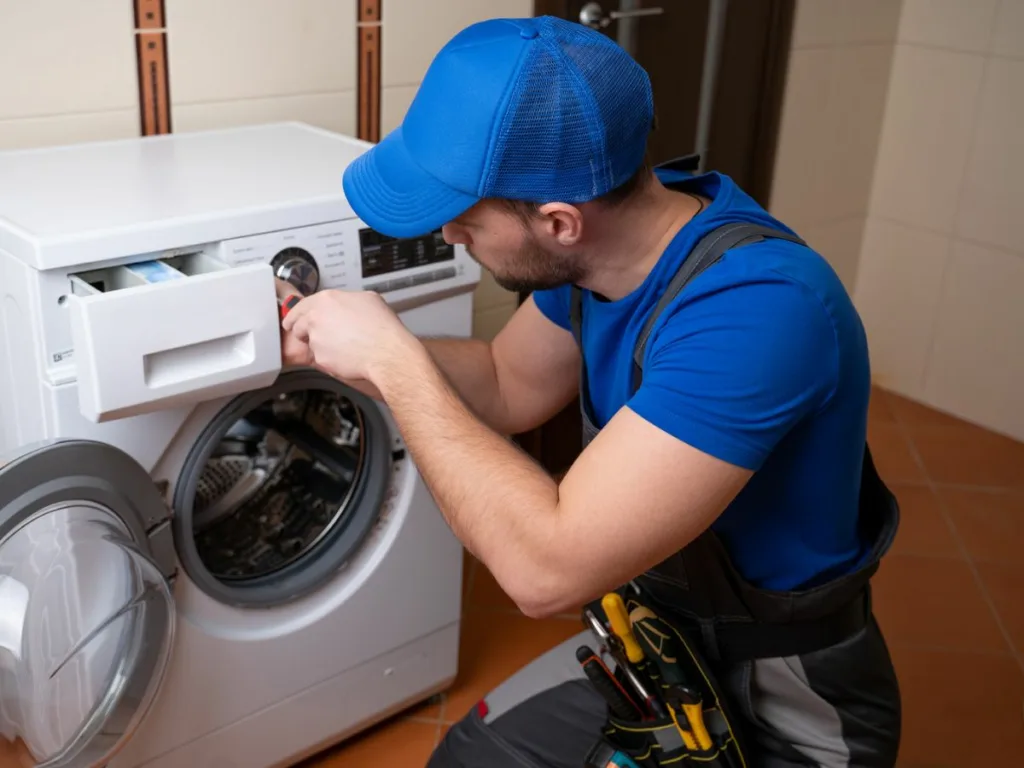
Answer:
601 594 668 719
278 293 301 320
576 645 643 721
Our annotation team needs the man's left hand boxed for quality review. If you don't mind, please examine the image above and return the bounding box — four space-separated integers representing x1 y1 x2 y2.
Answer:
281 289 417 383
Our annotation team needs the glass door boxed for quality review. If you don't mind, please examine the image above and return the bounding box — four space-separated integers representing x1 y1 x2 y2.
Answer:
0 439 177 767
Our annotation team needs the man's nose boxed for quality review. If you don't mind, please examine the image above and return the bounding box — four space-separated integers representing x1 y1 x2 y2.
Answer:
442 223 470 246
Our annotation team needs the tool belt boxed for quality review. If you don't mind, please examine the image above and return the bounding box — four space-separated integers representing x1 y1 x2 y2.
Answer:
579 591 749 768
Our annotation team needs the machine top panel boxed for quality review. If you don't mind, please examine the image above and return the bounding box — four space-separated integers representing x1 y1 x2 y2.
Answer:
0 123 370 270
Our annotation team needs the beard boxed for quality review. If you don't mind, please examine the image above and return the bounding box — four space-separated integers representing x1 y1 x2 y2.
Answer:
470 233 585 295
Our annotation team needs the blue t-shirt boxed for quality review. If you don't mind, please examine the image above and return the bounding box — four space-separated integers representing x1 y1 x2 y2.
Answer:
533 171 872 591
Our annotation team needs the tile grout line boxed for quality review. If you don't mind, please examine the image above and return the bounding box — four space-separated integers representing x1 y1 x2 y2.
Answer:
434 693 449 746
890 405 1024 676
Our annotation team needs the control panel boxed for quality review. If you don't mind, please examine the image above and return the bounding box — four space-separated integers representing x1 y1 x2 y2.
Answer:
217 219 475 298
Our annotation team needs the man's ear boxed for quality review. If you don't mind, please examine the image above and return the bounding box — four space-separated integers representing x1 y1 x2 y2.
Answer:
536 202 584 246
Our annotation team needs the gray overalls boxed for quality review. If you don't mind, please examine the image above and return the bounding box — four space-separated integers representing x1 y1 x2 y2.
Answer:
430 217 902 768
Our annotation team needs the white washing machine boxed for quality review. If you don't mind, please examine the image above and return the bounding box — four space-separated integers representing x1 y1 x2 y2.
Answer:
0 122 480 768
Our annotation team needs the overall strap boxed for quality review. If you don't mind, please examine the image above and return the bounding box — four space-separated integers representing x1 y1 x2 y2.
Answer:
630 223 806 393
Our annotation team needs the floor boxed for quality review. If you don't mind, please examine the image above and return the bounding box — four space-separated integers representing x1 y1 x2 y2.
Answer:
304 386 1024 768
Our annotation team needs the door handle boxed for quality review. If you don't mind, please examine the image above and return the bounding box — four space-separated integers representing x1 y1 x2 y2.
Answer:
579 2 664 29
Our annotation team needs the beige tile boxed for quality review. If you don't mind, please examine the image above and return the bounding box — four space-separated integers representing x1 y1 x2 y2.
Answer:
0 0 138 120
381 85 419 137
838 0 903 45
166 0 357 105
800 216 866 293
922 240 1024 444
473 271 519 312
472 304 516 343
172 92 356 136
773 43 893 228
0 110 139 151
382 0 534 87
827 44 896 219
791 0 842 48
897 0 1000 52
868 45 985 233
990 0 1024 58
956 57 1024 255
853 218 951 395
768 48 835 230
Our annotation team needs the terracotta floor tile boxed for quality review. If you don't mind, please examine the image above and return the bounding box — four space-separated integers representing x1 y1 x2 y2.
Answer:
868 422 927 484
909 424 1024 490
444 610 584 721
889 645 1024 767
872 554 1009 652
461 548 477 604
403 693 445 722
943 488 1024 564
889 485 961 558
466 560 519 612
303 718 439 767
886 391 971 429
870 386 898 424
975 560 1024 657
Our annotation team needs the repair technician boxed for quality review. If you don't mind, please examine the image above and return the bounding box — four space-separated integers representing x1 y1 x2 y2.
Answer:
279 15 902 768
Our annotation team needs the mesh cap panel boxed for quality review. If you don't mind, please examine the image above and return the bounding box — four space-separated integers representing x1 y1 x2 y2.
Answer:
484 17 653 203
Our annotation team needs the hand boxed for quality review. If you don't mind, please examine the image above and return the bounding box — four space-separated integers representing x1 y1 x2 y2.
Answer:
281 289 419 383
275 279 314 368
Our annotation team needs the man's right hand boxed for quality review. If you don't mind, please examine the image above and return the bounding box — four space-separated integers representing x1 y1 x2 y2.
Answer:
275 278 314 368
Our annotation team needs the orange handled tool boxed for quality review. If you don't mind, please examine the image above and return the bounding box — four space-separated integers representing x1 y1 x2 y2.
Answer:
278 294 301 320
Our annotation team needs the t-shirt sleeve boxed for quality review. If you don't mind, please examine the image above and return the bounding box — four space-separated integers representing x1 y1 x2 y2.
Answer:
626 276 839 471
531 285 573 332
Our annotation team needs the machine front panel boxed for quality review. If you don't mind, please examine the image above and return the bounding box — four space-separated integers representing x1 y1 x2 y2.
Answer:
217 218 479 297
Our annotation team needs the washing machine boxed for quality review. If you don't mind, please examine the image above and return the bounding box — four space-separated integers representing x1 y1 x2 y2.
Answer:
0 122 481 767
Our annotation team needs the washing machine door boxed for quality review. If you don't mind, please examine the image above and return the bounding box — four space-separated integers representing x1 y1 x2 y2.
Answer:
0 439 176 768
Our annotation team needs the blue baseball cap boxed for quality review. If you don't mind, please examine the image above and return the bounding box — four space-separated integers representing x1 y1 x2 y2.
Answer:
342 15 654 238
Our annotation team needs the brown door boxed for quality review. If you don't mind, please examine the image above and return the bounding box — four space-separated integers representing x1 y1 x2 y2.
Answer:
517 0 796 475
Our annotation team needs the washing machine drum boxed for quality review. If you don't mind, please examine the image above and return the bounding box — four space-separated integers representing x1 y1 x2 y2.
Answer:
0 440 176 768
172 370 393 607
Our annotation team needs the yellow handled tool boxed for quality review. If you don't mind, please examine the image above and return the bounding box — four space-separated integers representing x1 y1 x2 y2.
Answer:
601 593 645 665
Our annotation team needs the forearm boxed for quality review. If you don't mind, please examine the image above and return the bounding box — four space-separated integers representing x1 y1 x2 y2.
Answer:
373 340 568 616
422 338 514 432
342 337 514 433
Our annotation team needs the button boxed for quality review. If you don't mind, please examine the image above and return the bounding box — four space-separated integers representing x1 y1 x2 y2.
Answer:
436 267 457 280
520 26 539 39
391 276 414 291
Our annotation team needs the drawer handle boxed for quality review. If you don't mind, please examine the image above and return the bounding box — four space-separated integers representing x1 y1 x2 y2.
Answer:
143 332 256 388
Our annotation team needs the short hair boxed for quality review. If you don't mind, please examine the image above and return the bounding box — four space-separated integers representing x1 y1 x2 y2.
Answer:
494 152 653 221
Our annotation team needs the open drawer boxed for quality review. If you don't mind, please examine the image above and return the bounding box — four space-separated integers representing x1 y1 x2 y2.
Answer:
67 252 282 422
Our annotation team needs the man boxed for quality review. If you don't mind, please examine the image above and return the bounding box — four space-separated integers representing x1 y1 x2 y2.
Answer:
280 15 901 768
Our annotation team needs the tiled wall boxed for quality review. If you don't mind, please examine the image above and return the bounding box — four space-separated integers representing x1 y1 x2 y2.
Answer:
164 0 358 135
853 0 1024 442
768 0 902 292
0 0 141 148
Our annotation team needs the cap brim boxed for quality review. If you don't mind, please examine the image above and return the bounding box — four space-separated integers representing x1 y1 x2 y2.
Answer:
342 127 480 239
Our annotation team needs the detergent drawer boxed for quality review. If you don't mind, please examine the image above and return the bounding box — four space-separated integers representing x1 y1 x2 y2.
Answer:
66 253 282 422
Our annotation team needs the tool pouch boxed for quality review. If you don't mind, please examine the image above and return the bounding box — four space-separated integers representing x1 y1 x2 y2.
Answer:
583 594 749 768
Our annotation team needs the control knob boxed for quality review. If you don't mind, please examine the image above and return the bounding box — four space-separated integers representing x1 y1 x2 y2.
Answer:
271 247 320 295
